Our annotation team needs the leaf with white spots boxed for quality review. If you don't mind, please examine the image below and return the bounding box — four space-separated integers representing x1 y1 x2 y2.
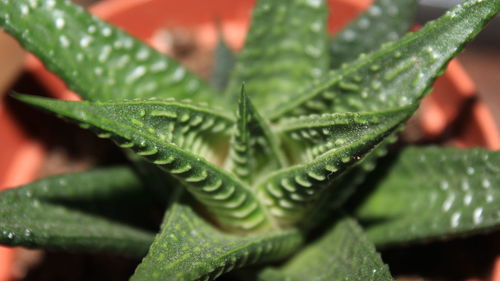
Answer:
268 0 500 119
256 105 416 225
0 0 218 103
275 108 403 164
226 0 329 110
355 147 500 246
131 199 302 281
225 88 287 184
330 0 417 68
15 94 271 232
259 216 394 281
298 137 395 232
0 166 155 256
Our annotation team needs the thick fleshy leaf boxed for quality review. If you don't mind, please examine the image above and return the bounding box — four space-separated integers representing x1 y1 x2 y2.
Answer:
16 95 272 231
131 198 302 281
330 0 418 68
0 166 155 256
356 147 500 246
211 33 235 92
127 150 180 207
275 108 404 164
259 216 394 281
256 105 416 225
298 136 396 232
225 88 286 184
226 0 329 109
268 0 500 119
0 0 218 103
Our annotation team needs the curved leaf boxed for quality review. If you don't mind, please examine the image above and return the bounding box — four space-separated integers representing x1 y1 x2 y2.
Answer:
275 108 405 164
268 0 500 119
131 199 302 281
298 136 396 232
330 0 418 68
0 0 218 103
259 216 394 281
225 88 287 184
226 0 329 109
0 166 155 256
16 95 272 231
356 147 500 246
256 105 416 225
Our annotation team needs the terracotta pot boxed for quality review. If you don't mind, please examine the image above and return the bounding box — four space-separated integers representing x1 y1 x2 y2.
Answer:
0 31 45 281
4 0 499 280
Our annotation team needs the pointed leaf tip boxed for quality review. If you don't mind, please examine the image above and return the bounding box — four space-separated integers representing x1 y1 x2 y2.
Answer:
16 94 272 232
225 85 287 183
259 105 416 224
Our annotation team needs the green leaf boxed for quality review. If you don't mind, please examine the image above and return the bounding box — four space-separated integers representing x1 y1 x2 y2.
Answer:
298 136 395 231
0 166 155 256
269 0 500 119
259 216 394 281
0 0 218 103
225 88 287 184
275 108 403 164
330 0 418 68
256 105 416 225
131 198 303 281
211 32 235 92
16 94 272 231
355 147 500 246
226 0 329 109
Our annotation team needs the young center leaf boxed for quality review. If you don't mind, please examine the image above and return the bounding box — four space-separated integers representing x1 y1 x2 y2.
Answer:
225 88 287 184
15 94 273 232
355 147 500 246
259 216 394 281
0 166 155 256
131 197 302 281
330 0 418 68
226 0 329 109
0 0 219 104
269 0 500 119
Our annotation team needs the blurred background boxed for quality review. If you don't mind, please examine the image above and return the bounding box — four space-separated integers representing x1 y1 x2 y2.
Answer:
417 0 500 128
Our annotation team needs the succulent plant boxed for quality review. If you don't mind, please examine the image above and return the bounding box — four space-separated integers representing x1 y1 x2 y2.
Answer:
0 0 499 280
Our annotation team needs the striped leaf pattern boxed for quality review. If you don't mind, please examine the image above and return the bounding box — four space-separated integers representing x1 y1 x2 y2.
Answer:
0 0 498 280
226 89 287 184
15 95 271 231
257 105 416 225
